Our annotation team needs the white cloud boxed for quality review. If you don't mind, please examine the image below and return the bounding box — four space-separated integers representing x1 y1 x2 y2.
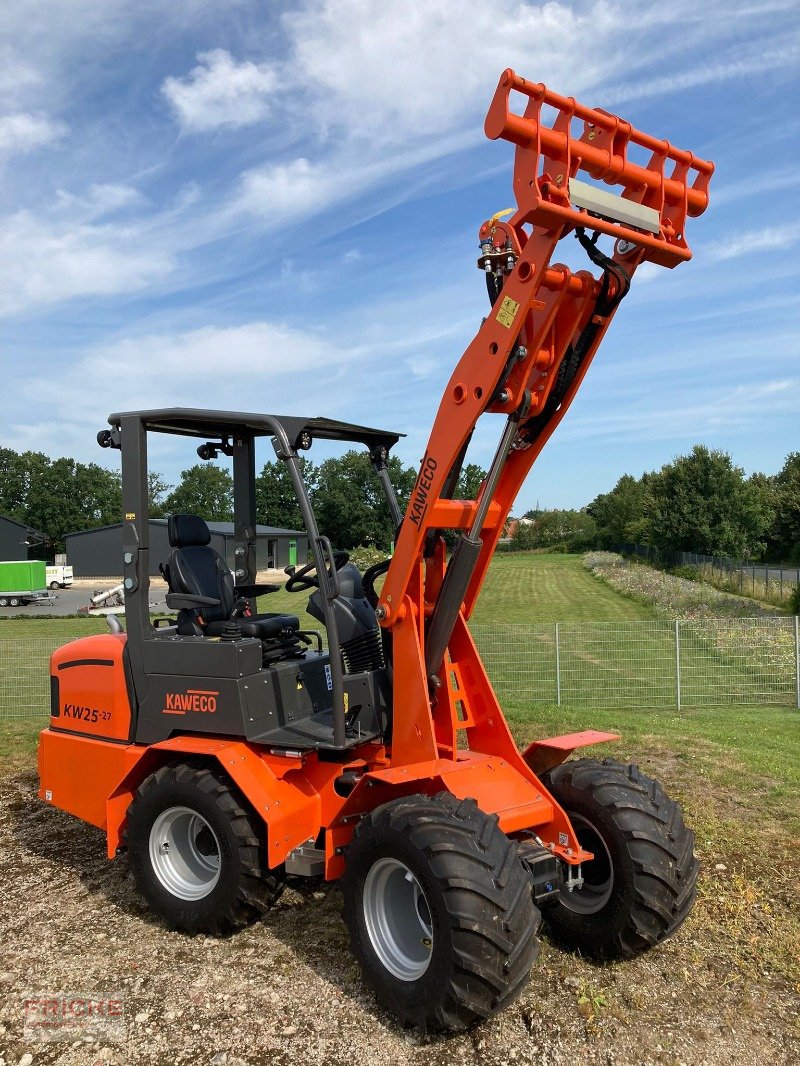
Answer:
704 223 800 262
54 183 146 219
0 112 65 156
16 321 362 458
285 0 624 141
83 321 340 384
0 209 174 316
237 158 330 218
563 378 800 443
161 48 278 131
231 127 476 224
602 41 799 106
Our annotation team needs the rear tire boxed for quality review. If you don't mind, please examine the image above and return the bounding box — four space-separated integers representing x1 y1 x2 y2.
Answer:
0 598 7 607
343 792 541 1032
126 761 284 934
49 581 59 590
9 597 19 607
541 758 698 959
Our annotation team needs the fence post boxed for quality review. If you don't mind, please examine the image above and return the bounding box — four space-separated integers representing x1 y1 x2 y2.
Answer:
555 622 561 706
675 619 682 711
795 615 800 711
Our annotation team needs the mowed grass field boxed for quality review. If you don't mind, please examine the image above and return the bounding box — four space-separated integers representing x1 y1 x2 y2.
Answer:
472 551 656 623
0 551 798 1061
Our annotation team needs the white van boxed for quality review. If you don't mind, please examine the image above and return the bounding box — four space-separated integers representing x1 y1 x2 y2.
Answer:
46 564 74 589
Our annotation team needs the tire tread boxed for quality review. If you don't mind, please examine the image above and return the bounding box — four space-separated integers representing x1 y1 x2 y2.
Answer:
344 792 541 1031
543 757 698 959
126 759 283 934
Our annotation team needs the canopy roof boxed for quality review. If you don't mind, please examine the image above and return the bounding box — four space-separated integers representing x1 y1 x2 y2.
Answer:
108 408 403 453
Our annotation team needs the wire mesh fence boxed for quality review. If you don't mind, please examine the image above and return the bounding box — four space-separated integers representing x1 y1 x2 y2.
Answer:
614 542 800 607
472 616 800 709
1 617 799 719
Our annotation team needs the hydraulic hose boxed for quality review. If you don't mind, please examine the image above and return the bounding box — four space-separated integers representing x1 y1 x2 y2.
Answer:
520 229 629 444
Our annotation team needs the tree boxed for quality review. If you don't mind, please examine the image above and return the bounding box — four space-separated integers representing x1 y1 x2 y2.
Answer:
24 457 122 551
647 445 772 558
148 472 172 519
313 451 416 550
457 463 486 500
163 464 233 521
0 449 50 524
588 474 653 548
768 453 800 563
511 509 596 551
255 458 317 531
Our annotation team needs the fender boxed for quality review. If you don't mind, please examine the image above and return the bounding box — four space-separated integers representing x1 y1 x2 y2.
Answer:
40 728 333 867
106 736 332 865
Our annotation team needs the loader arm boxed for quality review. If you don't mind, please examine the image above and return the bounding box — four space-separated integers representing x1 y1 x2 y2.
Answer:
378 71 713 760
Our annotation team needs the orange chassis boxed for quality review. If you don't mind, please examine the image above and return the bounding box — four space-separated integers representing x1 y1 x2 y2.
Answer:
39 71 711 882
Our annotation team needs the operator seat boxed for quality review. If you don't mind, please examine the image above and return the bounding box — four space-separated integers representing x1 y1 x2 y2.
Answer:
161 514 300 642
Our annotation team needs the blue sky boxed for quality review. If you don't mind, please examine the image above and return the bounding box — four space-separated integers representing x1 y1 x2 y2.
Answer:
0 0 798 514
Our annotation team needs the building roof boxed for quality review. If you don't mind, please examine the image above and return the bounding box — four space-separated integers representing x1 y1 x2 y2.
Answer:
0 514 49 540
65 519 306 538
153 520 307 537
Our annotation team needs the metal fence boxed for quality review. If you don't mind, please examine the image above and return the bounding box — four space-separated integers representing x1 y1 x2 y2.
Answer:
615 542 800 602
2 617 799 719
471 616 800 709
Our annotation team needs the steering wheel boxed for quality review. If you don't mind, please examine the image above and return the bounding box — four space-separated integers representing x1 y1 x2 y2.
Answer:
362 557 391 608
285 550 350 593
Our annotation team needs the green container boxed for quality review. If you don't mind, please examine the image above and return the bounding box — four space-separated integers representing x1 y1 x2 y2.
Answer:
0 560 47 594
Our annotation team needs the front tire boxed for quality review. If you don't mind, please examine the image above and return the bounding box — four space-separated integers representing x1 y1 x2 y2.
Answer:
126 761 284 934
541 758 698 959
343 793 541 1032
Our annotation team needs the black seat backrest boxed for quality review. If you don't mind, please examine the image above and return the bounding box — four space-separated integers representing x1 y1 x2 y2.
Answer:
164 514 234 625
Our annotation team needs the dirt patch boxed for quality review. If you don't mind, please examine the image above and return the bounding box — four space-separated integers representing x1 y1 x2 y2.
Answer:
0 767 798 1066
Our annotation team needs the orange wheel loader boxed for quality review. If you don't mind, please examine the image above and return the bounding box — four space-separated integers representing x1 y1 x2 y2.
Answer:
39 70 713 1032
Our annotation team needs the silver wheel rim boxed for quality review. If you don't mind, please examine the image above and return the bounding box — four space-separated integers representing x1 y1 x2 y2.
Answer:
149 806 221 901
561 813 614 914
362 858 434 981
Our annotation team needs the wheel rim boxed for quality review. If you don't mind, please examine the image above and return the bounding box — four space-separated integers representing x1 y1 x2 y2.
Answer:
148 806 221 901
560 813 614 914
362 857 434 981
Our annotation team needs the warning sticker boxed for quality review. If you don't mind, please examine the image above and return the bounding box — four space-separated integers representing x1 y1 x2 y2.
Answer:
496 295 520 329
125 512 135 520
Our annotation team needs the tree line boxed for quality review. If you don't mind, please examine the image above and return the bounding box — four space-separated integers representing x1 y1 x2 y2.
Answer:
0 445 487 554
511 446 800 564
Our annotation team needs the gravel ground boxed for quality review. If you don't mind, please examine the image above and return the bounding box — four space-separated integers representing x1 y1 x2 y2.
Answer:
0 759 798 1066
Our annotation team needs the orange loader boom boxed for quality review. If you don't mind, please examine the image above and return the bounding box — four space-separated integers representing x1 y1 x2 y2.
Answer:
378 71 712 770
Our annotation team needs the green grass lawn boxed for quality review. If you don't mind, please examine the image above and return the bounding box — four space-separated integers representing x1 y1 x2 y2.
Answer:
471 552 657 623
4 700 797 831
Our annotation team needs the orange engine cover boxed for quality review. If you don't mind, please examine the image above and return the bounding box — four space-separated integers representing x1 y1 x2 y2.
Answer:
49 633 133 742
